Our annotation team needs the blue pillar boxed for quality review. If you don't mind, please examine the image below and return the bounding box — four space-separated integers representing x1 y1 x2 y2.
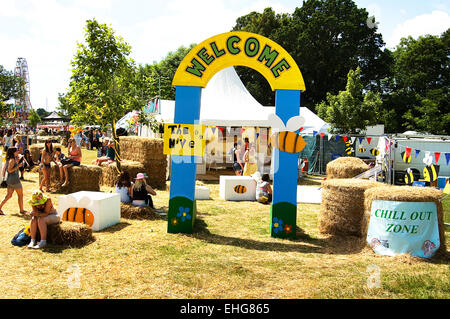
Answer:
271 89 300 238
168 86 202 233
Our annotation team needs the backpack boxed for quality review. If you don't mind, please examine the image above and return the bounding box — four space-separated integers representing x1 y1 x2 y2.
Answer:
11 227 31 247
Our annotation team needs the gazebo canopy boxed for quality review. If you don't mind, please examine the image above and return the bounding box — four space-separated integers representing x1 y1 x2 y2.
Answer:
42 111 70 122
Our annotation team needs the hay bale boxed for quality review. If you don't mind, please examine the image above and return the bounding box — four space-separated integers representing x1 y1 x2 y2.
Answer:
101 160 145 187
47 221 95 247
39 164 102 193
319 179 382 237
29 143 63 163
120 203 160 220
363 186 446 255
326 156 369 179
119 136 165 163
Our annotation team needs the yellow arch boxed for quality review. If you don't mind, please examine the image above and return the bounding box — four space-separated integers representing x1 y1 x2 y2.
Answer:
172 31 305 91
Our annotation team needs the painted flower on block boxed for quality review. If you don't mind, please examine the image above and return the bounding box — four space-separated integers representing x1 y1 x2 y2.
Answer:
171 218 179 227
272 217 284 234
284 224 293 235
177 206 191 222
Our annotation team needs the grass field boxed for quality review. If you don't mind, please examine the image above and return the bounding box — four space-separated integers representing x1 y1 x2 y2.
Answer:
0 148 448 299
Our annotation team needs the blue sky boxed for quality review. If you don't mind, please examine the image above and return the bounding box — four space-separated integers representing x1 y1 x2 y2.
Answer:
1 0 449 111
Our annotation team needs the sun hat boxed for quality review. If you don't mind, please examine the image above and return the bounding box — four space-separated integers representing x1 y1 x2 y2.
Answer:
135 173 146 180
29 190 48 206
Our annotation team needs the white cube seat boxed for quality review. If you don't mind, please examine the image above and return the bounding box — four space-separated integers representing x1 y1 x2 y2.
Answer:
195 186 210 200
57 191 121 231
219 176 256 201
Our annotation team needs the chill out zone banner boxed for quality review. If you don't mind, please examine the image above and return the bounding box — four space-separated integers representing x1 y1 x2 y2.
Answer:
167 31 305 237
367 200 440 258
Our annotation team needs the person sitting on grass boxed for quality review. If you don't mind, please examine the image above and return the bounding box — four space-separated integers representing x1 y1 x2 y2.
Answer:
130 173 157 208
255 173 273 204
95 139 116 166
59 138 82 187
27 190 60 249
115 171 133 203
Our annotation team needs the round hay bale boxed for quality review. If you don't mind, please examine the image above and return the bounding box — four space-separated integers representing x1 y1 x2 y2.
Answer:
120 203 160 220
47 221 95 247
326 157 369 179
363 185 446 256
319 179 382 237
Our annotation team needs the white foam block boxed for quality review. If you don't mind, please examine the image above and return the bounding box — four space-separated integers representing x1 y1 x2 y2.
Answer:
57 191 121 231
195 186 210 200
297 186 322 204
219 176 256 201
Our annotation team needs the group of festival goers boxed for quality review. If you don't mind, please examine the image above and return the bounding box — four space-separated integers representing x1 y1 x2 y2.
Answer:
115 171 157 208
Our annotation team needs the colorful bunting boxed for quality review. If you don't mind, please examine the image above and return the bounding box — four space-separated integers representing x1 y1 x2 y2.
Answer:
446 153 450 166
405 147 412 159
335 135 340 142
367 137 372 144
415 149 421 158
434 152 441 164
320 132 325 139
313 131 318 137
359 137 364 144
343 136 348 143
210 127 216 134
351 137 356 144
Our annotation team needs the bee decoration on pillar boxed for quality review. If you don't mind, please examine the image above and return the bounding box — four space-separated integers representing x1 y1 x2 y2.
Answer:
268 114 307 154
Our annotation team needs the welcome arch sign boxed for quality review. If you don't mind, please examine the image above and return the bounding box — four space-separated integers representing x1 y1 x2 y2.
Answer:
167 31 306 238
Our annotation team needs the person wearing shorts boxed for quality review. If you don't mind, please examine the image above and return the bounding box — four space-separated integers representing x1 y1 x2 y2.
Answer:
60 138 82 187
232 142 244 176
0 147 27 215
27 190 60 249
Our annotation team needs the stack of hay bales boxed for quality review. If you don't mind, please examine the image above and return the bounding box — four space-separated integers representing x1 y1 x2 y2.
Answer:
39 164 102 193
118 136 167 189
29 143 63 163
47 221 95 247
326 157 369 179
319 179 382 237
363 185 446 254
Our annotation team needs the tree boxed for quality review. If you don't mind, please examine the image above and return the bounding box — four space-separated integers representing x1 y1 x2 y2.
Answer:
59 18 145 172
35 108 50 119
0 65 25 104
316 67 382 134
384 30 450 134
232 0 391 109
28 109 41 128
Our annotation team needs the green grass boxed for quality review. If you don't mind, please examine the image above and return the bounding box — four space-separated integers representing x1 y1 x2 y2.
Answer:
0 149 448 299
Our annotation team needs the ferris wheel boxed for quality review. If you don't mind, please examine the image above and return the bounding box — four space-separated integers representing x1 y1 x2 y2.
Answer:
13 57 32 122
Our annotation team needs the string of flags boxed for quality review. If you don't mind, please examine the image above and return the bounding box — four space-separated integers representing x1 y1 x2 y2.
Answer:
393 142 450 166
312 131 373 145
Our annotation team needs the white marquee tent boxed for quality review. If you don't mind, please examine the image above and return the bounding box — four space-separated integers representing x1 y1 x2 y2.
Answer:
139 66 329 136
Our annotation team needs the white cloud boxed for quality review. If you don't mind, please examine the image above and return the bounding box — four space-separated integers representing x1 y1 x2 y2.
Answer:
387 10 450 49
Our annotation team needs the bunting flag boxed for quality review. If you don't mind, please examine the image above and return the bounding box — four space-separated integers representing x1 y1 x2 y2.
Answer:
328 134 333 141
218 127 225 135
367 137 372 144
240 128 245 134
335 135 340 142
415 149 421 158
210 127 216 135
446 153 450 166
343 136 348 143
405 147 412 159
320 132 325 139
385 138 389 150
359 137 364 144
351 137 356 144
434 152 441 164
226 127 231 135
313 131 318 137
256 133 260 139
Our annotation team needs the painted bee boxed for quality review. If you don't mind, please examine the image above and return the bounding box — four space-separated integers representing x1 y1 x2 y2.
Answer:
268 114 307 153
370 148 380 156
345 141 354 155
401 151 412 163
404 168 414 185
423 164 439 182
234 185 247 194
358 147 366 153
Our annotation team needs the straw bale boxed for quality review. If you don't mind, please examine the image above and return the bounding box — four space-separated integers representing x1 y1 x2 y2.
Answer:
319 179 382 237
39 164 102 193
363 185 446 255
326 156 369 179
29 143 63 163
101 160 145 187
47 221 95 247
119 136 165 163
120 203 160 220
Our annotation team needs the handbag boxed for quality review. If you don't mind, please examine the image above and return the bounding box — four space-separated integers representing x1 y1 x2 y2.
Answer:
61 158 73 166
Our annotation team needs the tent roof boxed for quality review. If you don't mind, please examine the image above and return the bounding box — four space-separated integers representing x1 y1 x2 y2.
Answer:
155 66 328 132
42 111 70 121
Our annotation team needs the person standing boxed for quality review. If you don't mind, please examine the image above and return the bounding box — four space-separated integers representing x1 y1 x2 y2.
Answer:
232 142 244 176
0 147 27 215
3 129 14 152
243 142 258 176
40 139 55 193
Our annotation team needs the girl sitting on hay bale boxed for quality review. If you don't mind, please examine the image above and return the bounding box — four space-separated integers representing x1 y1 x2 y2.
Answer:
115 171 133 203
94 139 116 166
59 138 82 187
40 139 55 192
131 173 157 208
27 190 60 249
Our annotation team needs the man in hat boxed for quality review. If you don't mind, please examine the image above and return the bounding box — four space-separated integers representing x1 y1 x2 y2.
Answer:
27 190 60 249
